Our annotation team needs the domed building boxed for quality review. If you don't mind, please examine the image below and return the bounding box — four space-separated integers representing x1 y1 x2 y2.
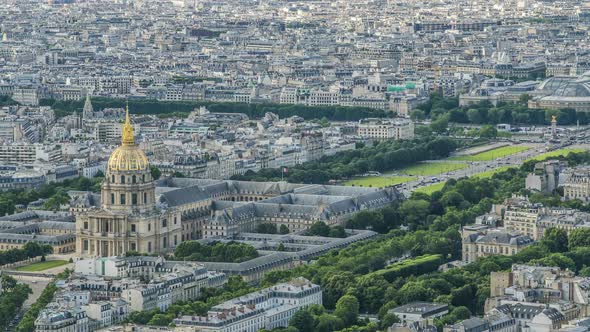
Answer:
76 108 181 257
528 72 590 111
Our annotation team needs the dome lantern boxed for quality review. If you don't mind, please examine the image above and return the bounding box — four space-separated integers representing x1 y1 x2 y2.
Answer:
122 103 135 146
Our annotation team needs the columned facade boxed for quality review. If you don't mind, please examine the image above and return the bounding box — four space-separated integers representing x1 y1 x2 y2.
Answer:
76 107 181 257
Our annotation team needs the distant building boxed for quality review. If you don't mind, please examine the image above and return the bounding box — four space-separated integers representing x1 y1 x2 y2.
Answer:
525 160 566 194
174 277 321 332
461 225 534 264
389 302 449 327
443 310 517 332
563 167 590 202
528 73 590 112
357 118 414 140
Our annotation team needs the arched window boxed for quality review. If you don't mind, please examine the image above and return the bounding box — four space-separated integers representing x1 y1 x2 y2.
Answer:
121 175 125 184
132 175 136 184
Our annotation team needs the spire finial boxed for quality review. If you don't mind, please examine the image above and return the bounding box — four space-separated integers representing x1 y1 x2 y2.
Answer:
121 102 134 145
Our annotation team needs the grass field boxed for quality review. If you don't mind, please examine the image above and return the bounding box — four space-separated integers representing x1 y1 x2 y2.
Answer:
344 176 416 188
473 166 515 179
397 162 468 176
450 145 529 161
525 148 586 162
16 260 68 271
415 182 446 195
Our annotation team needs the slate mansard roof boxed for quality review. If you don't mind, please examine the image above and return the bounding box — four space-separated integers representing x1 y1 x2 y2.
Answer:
157 178 400 225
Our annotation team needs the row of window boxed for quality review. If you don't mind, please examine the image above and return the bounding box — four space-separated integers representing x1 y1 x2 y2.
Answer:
84 217 176 233
111 174 147 184
81 235 179 252
110 192 148 205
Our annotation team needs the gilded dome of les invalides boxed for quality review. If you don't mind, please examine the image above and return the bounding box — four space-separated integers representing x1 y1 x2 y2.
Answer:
107 106 149 172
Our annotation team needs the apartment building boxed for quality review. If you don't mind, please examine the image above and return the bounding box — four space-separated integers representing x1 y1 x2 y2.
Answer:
174 277 322 332
357 118 415 140
563 167 590 202
461 225 534 264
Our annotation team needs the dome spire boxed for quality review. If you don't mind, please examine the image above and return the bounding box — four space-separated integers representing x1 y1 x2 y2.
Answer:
122 102 135 145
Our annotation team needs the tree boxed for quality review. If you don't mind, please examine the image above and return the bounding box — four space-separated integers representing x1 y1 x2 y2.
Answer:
541 228 568 253
150 166 161 180
410 110 425 121
289 309 315 332
335 294 360 327
148 313 173 326
323 272 356 309
451 306 472 320
450 284 474 309
430 114 449 134
379 313 400 330
396 282 434 304
440 191 465 208
277 243 286 251
309 221 331 237
329 226 347 238
519 93 532 104
579 266 590 277
256 223 277 234
568 228 590 249
316 314 344 332
279 224 290 234
479 125 497 138
399 200 430 229
467 109 483 124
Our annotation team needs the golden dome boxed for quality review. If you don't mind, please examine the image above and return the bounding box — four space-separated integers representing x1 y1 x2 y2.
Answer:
108 145 149 171
107 105 149 172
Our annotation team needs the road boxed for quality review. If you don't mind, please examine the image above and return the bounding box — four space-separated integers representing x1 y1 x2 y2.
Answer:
396 142 590 196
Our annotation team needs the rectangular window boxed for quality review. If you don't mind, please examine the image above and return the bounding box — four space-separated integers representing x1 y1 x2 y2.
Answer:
132 193 138 205
120 194 126 205
148 223 151 231
163 237 167 248
148 242 152 252
144 192 147 204
131 224 136 232
111 194 115 204
83 240 89 250
131 243 136 251
174 235 178 245
84 222 88 229
162 219 167 227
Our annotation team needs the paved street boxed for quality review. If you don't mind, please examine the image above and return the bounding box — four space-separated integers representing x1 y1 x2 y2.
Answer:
399 143 590 196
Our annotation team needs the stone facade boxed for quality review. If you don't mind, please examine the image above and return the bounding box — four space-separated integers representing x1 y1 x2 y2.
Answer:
76 109 181 257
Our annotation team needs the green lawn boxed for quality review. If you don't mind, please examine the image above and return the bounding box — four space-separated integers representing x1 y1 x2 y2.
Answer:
450 145 529 161
525 148 586 162
397 162 468 176
16 260 68 271
473 166 515 179
415 182 446 195
344 176 416 188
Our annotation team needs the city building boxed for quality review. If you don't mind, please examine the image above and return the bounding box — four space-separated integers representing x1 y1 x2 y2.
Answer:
357 118 415 140
525 160 566 194
461 225 534 264
174 277 321 332
75 108 182 257
563 167 590 202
